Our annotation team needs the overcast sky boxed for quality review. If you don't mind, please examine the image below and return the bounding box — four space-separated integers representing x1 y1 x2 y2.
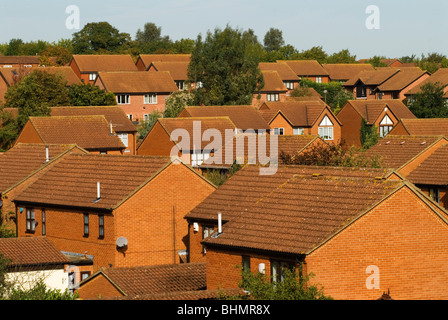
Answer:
1 0 446 59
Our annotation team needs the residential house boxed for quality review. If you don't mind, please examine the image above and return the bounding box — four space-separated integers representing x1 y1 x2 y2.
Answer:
50 106 137 155
0 143 87 231
258 62 300 92
69 55 138 84
372 67 430 100
76 262 206 300
321 63 375 83
0 56 40 68
253 70 289 107
147 61 190 90
337 99 417 147
404 68 448 101
277 60 330 83
136 117 237 167
177 105 271 133
13 154 216 272
0 237 70 292
188 164 448 300
14 116 126 154
388 118 448 136
94 71 178 122
135 54 191 72
258 100 342 143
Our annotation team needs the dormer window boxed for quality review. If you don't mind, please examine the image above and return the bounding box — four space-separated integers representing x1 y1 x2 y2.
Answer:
356 84 367 98
379 114 394 137
318 115 334 140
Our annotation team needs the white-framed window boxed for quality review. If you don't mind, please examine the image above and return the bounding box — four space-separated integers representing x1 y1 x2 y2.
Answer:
117 133 129 147
273 128 284 135
379 114 394 138
127 114 133 121
3 65 12 68
315 77 322 83
196 81 203 88
191 151 210 167
176 81 185 90
284 81 294 90
144 94 157 104
116 94 130 105
429 188 440 203
89 73 97 81
318 115 334 140
26 208 36 233
267 93 279 102
293 128 304 135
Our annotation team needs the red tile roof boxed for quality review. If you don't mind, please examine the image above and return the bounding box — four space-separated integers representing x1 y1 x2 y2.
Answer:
322 63 375 81
0 237 69 267
278 60 329 76
390 118 448 136
405 68 448 97
97 71 178 93
14 154 174 210
344 68 400 87
258 62 299 81
149 61 189 80
137 54 191 69
406 144 448 185
259 71 288 93
0 56 40 65
23 116 126 151
71 55 137 72
376 68 429 92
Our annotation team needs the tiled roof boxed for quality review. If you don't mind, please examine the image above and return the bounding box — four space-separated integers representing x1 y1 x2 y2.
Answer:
343 99 416 125
0 237 69 267
186 165 393 223
278 60 329 76
406 144 448 185
344 68 400 86
322 63 375 81
258 62 299 81
86 263 206 297
96 288 243 300
197 165 402 255
376 68 428 91
363 135 443 169
0 143 86 193
24 116 126 150
149 61 189 80
138 54 191 68
390 118 448 136
405 68 448 96
50 106 137 133
0 56 40 64
259 71 288 93
259 100 336 127
180 105 270 131
14 154 173 210
0 66 80 86
158 117 237 151
97 71 178 93
71 55 137 72
200 134 320 168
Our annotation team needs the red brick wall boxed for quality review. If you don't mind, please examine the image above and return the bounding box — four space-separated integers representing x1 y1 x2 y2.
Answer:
305 186 448 300
337 103 363 147
136 121 176 156
76 274 123 299
14 122 43 146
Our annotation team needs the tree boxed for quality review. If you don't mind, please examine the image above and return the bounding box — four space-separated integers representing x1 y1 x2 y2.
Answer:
39 44 73 66
296 46 328 63
135 22 173 54
188 25 264 106
366 56 387 68
327 49 357 64
163 90 195 118
68 83 117 106
72 22 131 54
360 118 380 150
5 279 78 300
5 38 24 56
263 28 285 52
407 82 448 118
137 110 161 141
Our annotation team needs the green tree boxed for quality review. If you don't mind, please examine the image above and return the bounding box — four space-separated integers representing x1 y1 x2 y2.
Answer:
366 56 387 67
0 254 11 299
163 90 195 118
296 46 328 63
263 28 285 52
5 38 24 56
360 118 380 150
72 22 131 54
68 83 117 106
5 279 78 300
135 22 173 54
327 49 357 64
137 110 161 140
188 25 264 106
407 82 448 118
172 38 195 54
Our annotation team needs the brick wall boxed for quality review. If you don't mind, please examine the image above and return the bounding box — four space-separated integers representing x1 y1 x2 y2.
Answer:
76 273 123 299
337 103 363 147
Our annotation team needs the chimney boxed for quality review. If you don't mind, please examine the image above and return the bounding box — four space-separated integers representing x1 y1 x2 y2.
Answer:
97 182 101 200
110 122 113 134
218 212 222 234
45 146 49 162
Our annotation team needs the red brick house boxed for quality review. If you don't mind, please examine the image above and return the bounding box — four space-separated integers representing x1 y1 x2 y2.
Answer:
389 118 448 136
253 70 289 107
14 116 126 154
50 106 137 155
344 68 401 100
94 71 178 122
278 60 330 83
147 61 190 90
136 117 237 167
0 143 87 232
258 100 342 143
189 164 448 300
405 68 448 101
258 62 300 93
337 99 417 147
13 154 216 272
0 56 40 69
69 55 138 84
135 54 191 71
321 63 375 83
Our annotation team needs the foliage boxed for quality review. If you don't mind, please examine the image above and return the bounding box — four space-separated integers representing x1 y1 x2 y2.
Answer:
72 22 131 54
365 56 387 67
326 49 357 64
135 22 173 54
280 142 383 168
360 118 380 150
295 46 328 64
39 44 73 66
187 25 264 106
407 82 448 118
163 90 195 118
263 28 285 52
4 279 78 300
203 163 243 187
223 266 331 300
68 83 117 106
137 110 161 140
0 254 11 299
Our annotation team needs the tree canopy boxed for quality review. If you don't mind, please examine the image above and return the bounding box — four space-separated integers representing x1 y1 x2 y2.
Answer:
68 83 117 106
407 82 448 118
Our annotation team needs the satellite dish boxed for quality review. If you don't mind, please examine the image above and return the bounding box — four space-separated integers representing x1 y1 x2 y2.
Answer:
116 237 128 248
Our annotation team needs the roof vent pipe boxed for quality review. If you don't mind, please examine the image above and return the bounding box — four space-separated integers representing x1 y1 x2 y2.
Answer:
218 212 222 234
97 182 101 200
45 146 49 162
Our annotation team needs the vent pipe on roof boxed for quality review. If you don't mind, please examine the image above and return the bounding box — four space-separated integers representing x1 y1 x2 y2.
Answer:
97 182 101 200
45 146 49 162
218 212 222 234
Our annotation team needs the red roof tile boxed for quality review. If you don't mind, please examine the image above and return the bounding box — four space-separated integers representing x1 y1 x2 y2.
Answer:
97 71 178 93
322 63 375 81
278 60 329 76
71 55 137 72
406 144 448 185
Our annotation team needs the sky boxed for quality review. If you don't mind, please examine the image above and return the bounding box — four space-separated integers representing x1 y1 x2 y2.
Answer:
0 0 447 59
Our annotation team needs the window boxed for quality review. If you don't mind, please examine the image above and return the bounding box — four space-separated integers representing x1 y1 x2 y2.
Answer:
315 77 322 83
116 94 130 105
196 81 203 88
242 256 251 273
144 94 157 104
267 93 279 102
202 226 214 253
127 114 133 121
117 133 129 147
83 214 89 237
377 92 384 100
318 116 334 140
191 151 210 167
356 84 367 98
271 260 295 283
89 73 97 81
284 81 294 90
273 128 284 135
176 81 185 90
429 188 440 203
99 215 104 239
81 272 91 281
379 115 394 138
293 128 304 135
26 208 36 233
42 209 46 236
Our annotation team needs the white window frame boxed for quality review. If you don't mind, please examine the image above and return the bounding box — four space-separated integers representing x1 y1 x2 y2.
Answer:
267 93 279 102
273 128 284 135
26 208 36 232
176 81 185 90
318 115 334 140
191 151 210 167
293 128 304 135
117 133 129 147
89 73 97 81
284 81 294 90
144 94 157 104
315 77 322 83
116 94 130 105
